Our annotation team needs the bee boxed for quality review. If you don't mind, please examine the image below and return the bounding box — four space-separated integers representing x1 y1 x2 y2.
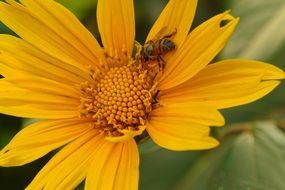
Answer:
136 28 177 71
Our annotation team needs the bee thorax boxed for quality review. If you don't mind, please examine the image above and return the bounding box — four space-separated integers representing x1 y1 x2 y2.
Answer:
162 39 175 51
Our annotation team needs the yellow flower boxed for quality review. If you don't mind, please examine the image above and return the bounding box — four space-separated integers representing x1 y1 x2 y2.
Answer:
0 0 284 189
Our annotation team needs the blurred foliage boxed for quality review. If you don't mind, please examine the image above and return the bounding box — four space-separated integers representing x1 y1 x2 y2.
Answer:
140 147 200 190
57 0 97 20
0 115 21 149
222 0 285 60
0 0 285 190
176 122 285 190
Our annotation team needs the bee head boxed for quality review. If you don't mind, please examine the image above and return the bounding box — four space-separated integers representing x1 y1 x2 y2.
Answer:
163 39 175 52
143 44 154 59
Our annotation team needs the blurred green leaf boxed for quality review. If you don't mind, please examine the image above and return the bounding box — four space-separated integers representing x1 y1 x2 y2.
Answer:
0 20 14 34
0 115 21 148
139 138 161 155
222 0 285 60
175 121 285 190
140 149 200 190
57 0 96 20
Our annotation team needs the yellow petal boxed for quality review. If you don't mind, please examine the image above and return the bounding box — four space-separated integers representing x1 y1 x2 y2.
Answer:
147 122 219 151
147 102 223 150
0 90 77 106
0 79 79 118
0 81 78 106
4 76 79 99
0 119 93 167
146 0 197 47
199 81 281 109
150 102 225 127
0 1 102 70
97 0 135 56
112 140 139 190
161 59 284 109
26 130 100 190
86 139 139 190
0 105 78 119
158 12 239 90
0 35 90 85
20 0 105 66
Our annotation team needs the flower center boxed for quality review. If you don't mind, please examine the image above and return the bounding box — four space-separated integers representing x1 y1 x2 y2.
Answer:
79 64 158 142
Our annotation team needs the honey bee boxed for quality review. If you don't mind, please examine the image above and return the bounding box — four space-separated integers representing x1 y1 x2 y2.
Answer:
136 28 177 71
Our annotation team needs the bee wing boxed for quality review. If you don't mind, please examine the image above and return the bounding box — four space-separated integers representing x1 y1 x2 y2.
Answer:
150 27 168 41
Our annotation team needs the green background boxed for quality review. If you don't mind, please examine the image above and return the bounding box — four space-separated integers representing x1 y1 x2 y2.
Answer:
0 0 285 189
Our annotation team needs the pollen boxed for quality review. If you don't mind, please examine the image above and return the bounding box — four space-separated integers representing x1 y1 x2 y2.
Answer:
79 64 158 141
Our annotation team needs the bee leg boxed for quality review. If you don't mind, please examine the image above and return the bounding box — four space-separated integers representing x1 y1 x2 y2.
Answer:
162 63 165 71
152 90 161 106
157 55 166 72
152 93 162 109
153 72 158 79
156 56 162 71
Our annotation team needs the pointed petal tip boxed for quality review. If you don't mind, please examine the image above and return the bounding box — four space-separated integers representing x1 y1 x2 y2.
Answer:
0 153 7 167
219 11 240 28
207 137 220 149
273 70 285 80
0 149 19 167
215 111 226 127
222 10 238 19
156 136 220 151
